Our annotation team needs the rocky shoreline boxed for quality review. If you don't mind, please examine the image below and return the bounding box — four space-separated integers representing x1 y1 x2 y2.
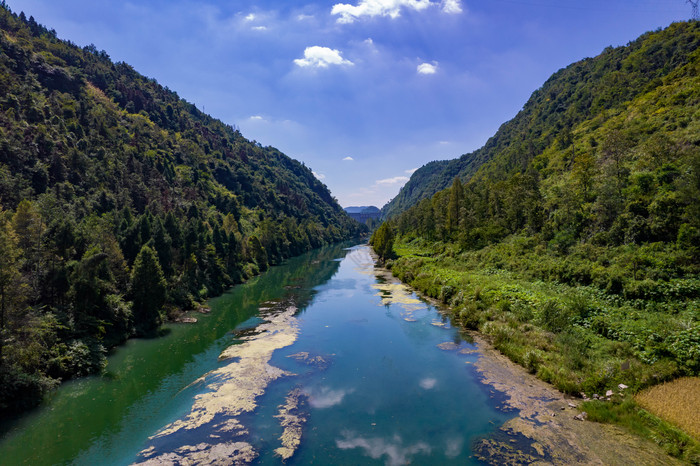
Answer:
472 335 681 465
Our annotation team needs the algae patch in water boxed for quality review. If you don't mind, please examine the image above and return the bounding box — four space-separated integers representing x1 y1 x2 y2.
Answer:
135 304 300 464
437 341 460 351
274 388 308 461
136 442 257 465
287 351 332 370
371 282 423 307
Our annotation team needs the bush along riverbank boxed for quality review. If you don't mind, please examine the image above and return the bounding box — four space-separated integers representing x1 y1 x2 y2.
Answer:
379 236 700 462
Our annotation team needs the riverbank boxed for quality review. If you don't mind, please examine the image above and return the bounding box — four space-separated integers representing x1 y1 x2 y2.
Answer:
472 334 684 465
371 243 699 463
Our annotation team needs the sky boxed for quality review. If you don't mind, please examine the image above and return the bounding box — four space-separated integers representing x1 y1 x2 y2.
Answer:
5 0 693 207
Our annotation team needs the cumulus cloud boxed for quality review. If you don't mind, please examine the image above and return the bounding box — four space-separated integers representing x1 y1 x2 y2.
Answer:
442 0 463 14
294 46 354 68
417 62 438 74
244 13 256 21
343 156 354 161
306 386 353 408
336 432 431 466
419 377 437 389
313 171 326 180
332 0 432 23
249 115 264 121
376 176 409 185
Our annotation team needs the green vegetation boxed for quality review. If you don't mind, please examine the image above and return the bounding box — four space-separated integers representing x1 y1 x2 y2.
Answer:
583 397 700 462
0 5 364 415
369 222 395 262
376 20 700 459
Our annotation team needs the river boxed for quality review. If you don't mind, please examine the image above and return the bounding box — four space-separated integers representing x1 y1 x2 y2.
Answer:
0 243 513 465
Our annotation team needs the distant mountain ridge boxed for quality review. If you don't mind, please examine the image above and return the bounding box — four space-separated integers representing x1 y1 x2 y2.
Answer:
344 206 381 223
382 21 700 217
344 206 380 214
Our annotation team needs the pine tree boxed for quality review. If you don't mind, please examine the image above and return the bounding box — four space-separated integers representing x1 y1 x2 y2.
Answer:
0 217 23 363
446 176 463 237
130 245 166 336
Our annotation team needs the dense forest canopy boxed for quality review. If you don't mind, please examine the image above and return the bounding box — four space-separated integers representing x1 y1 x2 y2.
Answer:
0 4 364 414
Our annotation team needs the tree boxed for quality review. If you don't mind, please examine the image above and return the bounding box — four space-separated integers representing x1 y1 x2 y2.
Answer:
130 245 166 336
446 176 463 238
0 216 23 364
12 200 44 297
370 222 395 262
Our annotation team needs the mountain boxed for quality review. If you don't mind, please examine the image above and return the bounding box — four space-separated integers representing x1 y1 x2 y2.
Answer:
0 5 364 413
382 21 700 218
378 21 700 459
344 206 380 214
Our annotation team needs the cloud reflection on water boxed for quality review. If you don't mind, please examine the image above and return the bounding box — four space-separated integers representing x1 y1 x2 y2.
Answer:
306 386 354 408
336 431 431 466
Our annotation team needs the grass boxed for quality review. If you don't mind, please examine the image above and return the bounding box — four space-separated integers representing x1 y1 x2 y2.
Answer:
583 396 700 463
635 377 700 441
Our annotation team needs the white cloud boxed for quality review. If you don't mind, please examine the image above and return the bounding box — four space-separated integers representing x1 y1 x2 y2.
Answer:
249 115 264 121
405 167 418 174
244 13 256 21
336 432 431 466
376 176 409 185
313 171 326 180
442 0 463 14
294 46 354 68
343 156 354 161
297 14 314 21
417 62 438 74
419 377 437 389
252 25 267 31
332 0 433 23
364 38 374 45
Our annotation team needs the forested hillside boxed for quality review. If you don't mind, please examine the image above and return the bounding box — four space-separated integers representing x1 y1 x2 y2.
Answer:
0 5 363 414
374 21 700 460
382 21 700 218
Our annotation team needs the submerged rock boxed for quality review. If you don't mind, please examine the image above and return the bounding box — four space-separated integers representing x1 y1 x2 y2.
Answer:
437 341 460 351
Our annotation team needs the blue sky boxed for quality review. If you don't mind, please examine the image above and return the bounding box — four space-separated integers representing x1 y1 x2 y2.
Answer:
6 0 692 207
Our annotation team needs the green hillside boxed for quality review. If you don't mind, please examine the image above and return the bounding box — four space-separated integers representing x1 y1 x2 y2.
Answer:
374 21 700 460
0 5 363 414
382 21 700 218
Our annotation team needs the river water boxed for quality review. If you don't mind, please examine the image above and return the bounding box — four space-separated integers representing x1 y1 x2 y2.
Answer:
0 243 513 465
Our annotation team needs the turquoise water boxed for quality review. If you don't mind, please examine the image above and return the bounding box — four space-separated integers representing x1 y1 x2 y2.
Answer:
0 243 513 465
